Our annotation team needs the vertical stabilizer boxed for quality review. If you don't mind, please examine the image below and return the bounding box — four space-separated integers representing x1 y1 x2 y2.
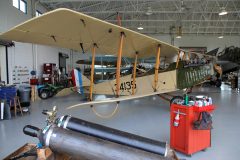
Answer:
71 69 90 94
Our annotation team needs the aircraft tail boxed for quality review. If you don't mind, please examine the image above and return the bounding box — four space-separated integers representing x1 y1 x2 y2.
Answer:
205 48 219 56
71 69 90 94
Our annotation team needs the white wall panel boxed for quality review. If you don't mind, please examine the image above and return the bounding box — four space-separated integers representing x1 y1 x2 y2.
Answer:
7 42 32 84
0 0 31 33
36 45 58 76
0 46 7 82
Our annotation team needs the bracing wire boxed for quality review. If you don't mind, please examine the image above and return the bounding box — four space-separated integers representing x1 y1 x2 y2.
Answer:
91 103 119 119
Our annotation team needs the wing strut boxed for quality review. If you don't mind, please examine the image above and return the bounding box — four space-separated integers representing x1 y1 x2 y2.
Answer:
154 44 161 92
176 50 181 69
89 43 97 101
182 51 186 60
115 32 125 97
132 52 138 95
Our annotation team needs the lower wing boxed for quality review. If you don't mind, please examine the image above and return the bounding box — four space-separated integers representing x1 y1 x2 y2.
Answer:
66 88 178 110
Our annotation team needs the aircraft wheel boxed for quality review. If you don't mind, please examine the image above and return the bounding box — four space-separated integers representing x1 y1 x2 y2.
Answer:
170 96 183 105
39 89 49 99
215 79 222 87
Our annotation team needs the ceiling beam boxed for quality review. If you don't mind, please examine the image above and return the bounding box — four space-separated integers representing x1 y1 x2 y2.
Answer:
40 0 240 2
108 19 240 22
82 11 240 14
141 31 240 35
127 26 240 29
78 2 107 10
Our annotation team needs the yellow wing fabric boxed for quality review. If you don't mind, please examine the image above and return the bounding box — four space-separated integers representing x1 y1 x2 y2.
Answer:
0 8 178 58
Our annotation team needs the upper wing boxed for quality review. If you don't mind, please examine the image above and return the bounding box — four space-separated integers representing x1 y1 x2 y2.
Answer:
0 8 178 59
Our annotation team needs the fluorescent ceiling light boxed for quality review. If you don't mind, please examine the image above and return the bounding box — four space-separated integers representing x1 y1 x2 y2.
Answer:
146 11 153 16
176 26 182 38
219 8 228 16
145 7 153 16
137 24 144 30
218 36 224 39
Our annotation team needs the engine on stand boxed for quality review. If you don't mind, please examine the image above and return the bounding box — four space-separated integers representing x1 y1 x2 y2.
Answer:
17 107 179 160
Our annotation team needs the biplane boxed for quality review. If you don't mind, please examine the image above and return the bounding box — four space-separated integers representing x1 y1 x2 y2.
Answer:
0 8 215 108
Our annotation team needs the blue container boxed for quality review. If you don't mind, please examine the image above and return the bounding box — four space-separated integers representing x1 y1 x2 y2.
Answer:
0 87 17 104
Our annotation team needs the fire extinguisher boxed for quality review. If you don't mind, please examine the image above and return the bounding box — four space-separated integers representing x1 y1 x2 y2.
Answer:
174 112 180 127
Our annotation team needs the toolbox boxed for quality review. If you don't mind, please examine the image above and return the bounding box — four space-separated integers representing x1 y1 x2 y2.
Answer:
170 104 215 156
43 63 56 74
42 63 56 84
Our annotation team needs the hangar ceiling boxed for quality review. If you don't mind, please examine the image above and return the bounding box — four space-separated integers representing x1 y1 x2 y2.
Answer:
39 0 240 36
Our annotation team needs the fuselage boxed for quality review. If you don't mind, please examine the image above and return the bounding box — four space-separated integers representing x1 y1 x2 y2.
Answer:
86 61 214 96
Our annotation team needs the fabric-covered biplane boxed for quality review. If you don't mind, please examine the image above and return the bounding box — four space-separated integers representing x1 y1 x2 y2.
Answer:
0 8 214 108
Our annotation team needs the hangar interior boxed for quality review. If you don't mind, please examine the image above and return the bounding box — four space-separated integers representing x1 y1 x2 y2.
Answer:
0 0 240 160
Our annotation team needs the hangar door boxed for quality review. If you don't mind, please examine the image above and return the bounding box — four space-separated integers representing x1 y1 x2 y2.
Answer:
0 45 7 83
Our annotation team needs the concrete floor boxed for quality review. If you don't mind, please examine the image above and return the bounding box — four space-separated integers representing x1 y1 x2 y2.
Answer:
0 84 239 159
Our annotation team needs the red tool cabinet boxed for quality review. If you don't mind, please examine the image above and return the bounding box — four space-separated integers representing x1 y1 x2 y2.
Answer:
170 104 215 156
42 63 56 84
43 63 56 74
